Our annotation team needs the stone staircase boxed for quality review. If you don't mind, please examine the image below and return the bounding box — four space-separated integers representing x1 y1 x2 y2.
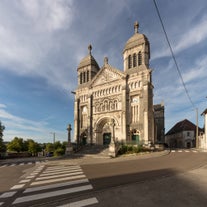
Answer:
75 145 110 158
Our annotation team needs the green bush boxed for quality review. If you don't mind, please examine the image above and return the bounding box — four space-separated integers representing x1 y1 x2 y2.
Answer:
54 147 65 156
118 144 145 155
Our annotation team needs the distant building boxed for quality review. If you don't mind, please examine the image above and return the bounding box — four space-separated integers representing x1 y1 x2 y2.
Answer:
198 109 207 149
154 103 165 143
165 119 202 148
73 22 159 146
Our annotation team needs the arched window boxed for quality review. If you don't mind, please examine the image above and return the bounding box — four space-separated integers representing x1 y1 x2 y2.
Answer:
133 53 137 67
138 52 142 66
128 55 132 69
80 73 82 84
83 72 86 83
87 71 89 82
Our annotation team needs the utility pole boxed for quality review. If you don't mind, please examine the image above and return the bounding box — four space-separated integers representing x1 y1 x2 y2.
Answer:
50 132 56 144
196 108 199 149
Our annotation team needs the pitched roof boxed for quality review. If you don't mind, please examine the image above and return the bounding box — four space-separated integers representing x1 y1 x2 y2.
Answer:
165 119 201 136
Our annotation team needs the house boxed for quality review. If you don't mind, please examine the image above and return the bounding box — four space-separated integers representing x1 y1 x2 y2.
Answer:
165 119 202 148
198 109 207 150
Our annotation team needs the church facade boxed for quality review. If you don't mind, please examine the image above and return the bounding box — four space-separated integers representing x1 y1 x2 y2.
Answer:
73 22 155 146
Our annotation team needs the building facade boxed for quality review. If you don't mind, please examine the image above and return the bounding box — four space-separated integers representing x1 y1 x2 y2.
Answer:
198 109 207 149
73 22 155 146
165 119 202 148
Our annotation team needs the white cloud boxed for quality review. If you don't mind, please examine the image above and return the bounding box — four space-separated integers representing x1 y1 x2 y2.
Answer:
0 103 67 142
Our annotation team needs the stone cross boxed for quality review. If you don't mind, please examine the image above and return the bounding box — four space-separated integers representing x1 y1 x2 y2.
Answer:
67 124 72 144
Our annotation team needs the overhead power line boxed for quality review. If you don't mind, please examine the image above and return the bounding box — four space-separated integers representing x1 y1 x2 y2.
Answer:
152 0 195 109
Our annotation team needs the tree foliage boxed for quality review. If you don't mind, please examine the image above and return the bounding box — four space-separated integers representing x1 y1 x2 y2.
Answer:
0 121 6 153
7 137 24 153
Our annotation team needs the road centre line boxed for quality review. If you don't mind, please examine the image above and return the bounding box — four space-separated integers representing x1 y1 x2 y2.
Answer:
40 169 83 177
13 184 93 204
58 197 99 207
24 178 89 193
36 172 84 181
31 174 86 186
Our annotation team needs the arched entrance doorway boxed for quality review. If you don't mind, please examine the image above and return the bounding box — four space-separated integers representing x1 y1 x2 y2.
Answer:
95 117 117 145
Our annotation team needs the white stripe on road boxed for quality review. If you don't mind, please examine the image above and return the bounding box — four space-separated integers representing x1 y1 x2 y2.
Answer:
10 184 25 190
36 172 84 181
27 162 33 165
58 197 99 207
31 174 86 186
184 150 190 152
26 175 35 179
40 169 82 177
44 167 81 173
13 184 93 204
171 150 175 152
19 179 31 183
0 202 4 206
19 163 25 166
24 178 89 193
192 150 198 153
10 164 16 167
178 150 182 152
0 191 17 198
45 165 81 170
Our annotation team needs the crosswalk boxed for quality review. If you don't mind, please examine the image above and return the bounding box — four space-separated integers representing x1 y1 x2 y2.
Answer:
171 149 199 153
0 164 98 207
0 160 48 168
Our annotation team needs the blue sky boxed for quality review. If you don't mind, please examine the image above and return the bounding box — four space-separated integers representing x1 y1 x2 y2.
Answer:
0 0 207 143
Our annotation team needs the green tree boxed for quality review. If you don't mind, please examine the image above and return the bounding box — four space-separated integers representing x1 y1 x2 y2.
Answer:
7 137 24 153
46 143 54 153
27 139 42 156
0 121 6 153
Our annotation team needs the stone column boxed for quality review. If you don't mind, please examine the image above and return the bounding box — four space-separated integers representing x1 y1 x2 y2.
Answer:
109 119 118 158
65 124 73 155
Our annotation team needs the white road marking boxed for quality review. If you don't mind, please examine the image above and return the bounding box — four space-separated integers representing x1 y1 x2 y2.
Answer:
19 163 25 166
13 184 93 204
0 202 4 206
0 191 17 198
178 150 182 152
185 150 190 152
24 178 89 193
10 184 25 190
10 164 16 167
27 162 32 165
26 175 35 179
19 179 31 183
31 174 86 186
171 150 175 152
40 169 82 177
44 167 81 173
36 172 84 180
45 165 81 171
58 197 99 207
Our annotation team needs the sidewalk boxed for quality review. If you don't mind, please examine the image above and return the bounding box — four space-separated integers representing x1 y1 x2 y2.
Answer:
50 150 171 166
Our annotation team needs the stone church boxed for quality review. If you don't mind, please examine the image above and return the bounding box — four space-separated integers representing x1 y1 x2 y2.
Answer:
73 22 159 146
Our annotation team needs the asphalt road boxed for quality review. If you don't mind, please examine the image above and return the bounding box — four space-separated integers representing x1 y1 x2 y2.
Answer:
0 150 207 207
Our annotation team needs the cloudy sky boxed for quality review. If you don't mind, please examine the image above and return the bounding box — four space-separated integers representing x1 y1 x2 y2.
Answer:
0 0 207 143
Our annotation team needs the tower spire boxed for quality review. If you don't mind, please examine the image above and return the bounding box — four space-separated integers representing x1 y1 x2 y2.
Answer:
88 44 92 55
134 21 139 33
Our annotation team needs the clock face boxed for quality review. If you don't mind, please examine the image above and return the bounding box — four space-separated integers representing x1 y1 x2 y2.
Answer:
132 97 139 103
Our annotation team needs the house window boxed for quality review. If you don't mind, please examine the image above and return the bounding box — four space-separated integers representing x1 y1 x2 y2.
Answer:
80 73 82 84
187 132 190 136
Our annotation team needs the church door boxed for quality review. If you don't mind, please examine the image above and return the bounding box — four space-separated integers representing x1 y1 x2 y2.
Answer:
103 133 111 145
132 134 139 144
